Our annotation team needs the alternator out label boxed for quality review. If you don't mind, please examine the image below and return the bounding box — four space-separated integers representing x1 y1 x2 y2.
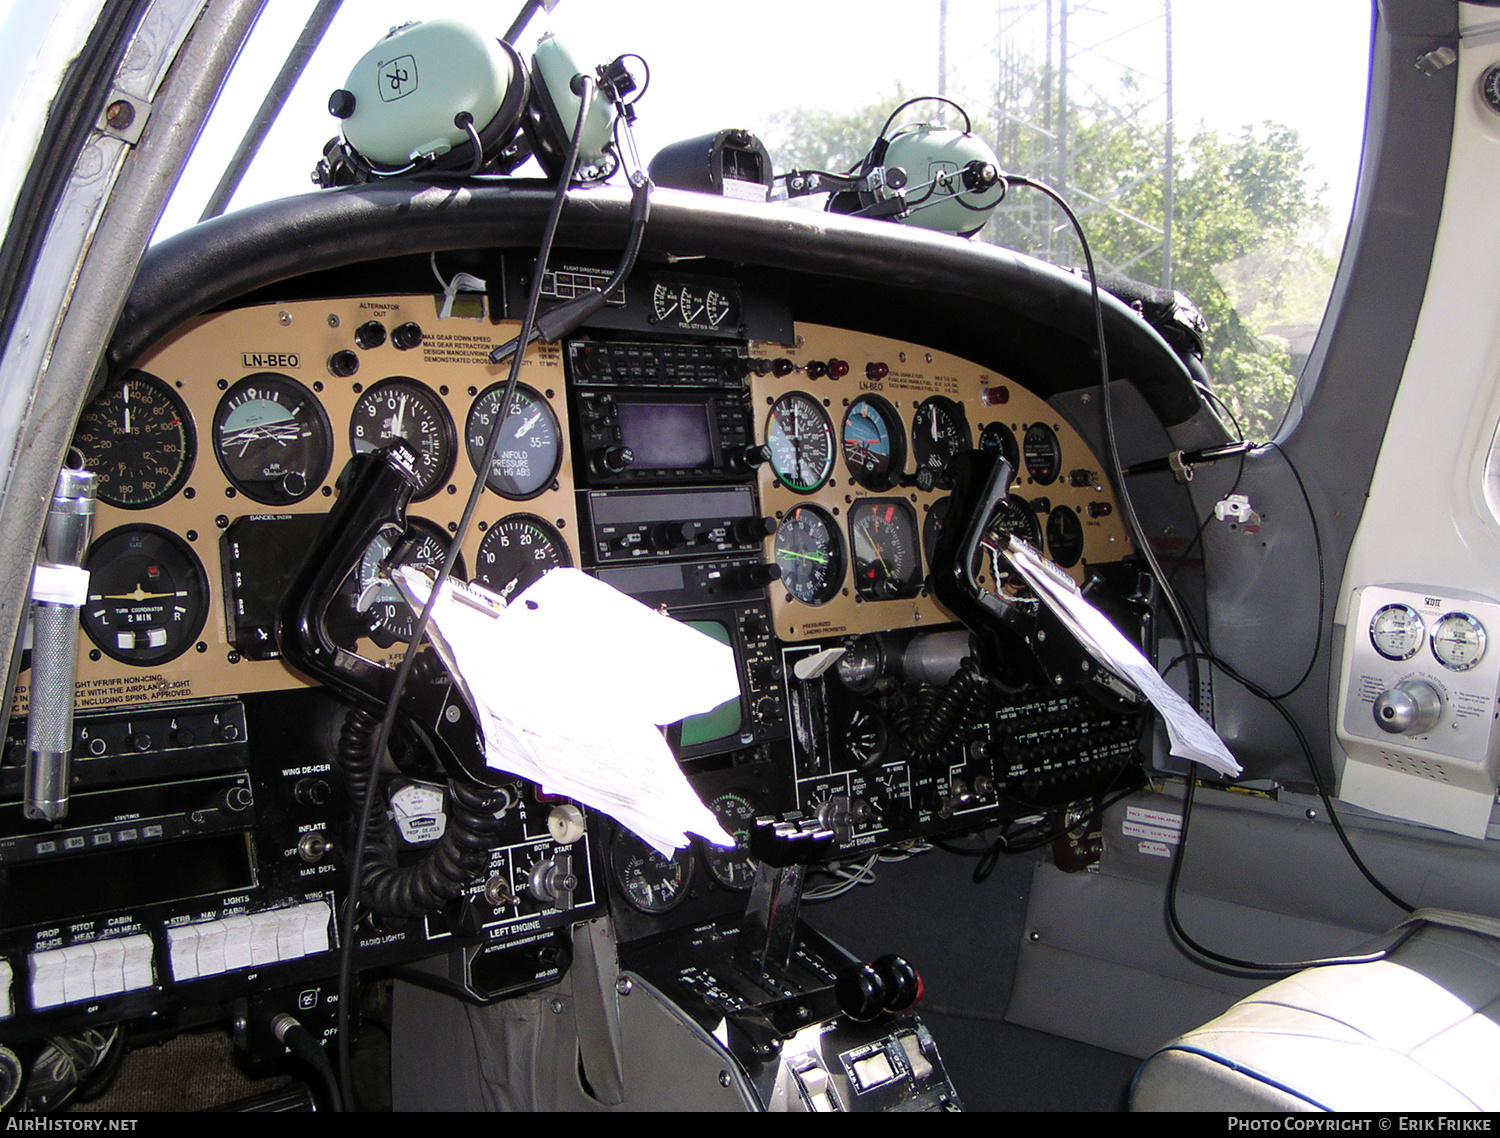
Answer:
1122 804 1181 845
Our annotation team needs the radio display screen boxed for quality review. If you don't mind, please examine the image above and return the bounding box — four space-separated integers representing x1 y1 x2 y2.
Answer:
616 401 714 469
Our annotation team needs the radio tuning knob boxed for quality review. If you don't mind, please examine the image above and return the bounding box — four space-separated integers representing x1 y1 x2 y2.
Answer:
649 520 700 551
1373 680 1442 735
734 516 778 543
730 444 771 471
592 445 634 476
734 563 782 590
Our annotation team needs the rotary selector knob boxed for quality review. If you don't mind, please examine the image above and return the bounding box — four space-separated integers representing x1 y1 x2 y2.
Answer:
1373 680 1442 735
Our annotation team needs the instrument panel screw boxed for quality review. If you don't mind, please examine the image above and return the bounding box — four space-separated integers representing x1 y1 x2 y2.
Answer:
1029 930 1041 942
326 314 340 328
615 977 633 996
718 1071 732 1087
105 100 134 130
277 311 292 326
549 998 565 1015
1305 808 1319 821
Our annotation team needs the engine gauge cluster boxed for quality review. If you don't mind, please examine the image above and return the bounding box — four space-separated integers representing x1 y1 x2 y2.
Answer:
750 324 1133 642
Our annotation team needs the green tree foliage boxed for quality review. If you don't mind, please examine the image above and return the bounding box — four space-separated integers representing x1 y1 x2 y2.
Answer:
766 92 1332 441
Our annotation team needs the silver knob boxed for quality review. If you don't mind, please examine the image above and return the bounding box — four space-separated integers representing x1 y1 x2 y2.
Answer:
1373 680 1442 735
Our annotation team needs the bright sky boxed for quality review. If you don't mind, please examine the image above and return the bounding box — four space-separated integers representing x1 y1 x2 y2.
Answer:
132 0 1371 242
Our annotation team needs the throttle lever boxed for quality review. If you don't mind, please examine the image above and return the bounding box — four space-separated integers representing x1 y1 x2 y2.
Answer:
275 445 498 786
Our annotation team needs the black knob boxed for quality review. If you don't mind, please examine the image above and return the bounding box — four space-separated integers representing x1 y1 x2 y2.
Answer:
730 444 771 472
327 350 359 378
294 778 332 807
873 955 922 1013
733 516 778 543
354 320 386 350
592 445 634 476
649 520 699 551
328 89 356 119
215 786 253 814
391 322 423 350
835 962 886 1022
735 563 782 590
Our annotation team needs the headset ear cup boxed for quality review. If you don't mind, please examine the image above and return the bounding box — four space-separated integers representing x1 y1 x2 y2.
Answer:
429 38 530 174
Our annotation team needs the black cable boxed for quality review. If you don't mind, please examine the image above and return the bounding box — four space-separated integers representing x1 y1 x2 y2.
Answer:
1165 648 1415 918
1002 174 1411 974
330 77 598 1105
1165 766 1417 977
1008 174 1203 709
872 96 972 144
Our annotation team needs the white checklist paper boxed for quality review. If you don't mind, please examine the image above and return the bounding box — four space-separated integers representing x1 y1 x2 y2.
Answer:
999 537 1241 778
396 566 738 855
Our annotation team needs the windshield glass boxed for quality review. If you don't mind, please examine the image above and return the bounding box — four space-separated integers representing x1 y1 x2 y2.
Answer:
157 0 1372 441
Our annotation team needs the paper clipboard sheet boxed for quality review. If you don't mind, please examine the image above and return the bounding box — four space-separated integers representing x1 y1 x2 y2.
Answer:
998 538 1241 778
395 566 738 856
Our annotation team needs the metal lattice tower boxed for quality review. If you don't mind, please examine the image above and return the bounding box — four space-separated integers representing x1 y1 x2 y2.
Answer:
937 1 1175 288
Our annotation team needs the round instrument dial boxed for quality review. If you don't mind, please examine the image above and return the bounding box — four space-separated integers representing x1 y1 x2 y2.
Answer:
911 396 970 490
1022 422 1062 485
351 519 462 647
702 790 763 892
349 377 456 500
979 421 1021 474
1431 612 1486 672
850 499 922 600
82 525 208 666
72 371 195 509
1369 603 1424 662
465 383 562 500
765 392 835 493
475 515 572 603
843 701 891 769
212 373 332 505
1045 506 1085 569
773 504 844 606
842 395 906 491
610 828 695 914
992 495 1043 550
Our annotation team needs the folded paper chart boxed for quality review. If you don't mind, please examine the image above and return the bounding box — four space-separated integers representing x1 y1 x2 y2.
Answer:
395 566 739 856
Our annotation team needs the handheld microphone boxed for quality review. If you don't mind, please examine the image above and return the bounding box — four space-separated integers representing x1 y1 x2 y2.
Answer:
24 466 97 822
